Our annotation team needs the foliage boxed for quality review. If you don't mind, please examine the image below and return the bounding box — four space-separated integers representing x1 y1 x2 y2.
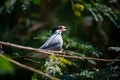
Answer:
0 0 16 14
71 0 120 28
32 33 103 79
32 54 72 80
32 0 41 5
0 0 120 80
93 55 120 80
108 47 120 52
0 55 14 75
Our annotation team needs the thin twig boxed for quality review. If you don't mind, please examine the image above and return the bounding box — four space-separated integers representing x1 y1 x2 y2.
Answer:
57 55 120 62
0 54 59 80
0 41 120 62
24 58 41 64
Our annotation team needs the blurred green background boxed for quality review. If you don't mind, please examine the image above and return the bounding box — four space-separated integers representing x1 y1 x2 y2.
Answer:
0 0 120 80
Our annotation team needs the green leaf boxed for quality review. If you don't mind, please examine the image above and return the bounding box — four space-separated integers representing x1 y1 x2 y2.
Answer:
32 0 41 5
31 73 38 80
0 57 14 75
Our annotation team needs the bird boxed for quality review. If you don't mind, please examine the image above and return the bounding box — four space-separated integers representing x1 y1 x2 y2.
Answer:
28 25 66 58
39 25 66 51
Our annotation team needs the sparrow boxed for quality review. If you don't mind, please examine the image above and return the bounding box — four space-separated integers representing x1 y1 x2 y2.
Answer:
28 25 66 58
39 25 66 51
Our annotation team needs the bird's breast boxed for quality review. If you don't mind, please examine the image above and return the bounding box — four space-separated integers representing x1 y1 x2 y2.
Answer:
52 34 63 49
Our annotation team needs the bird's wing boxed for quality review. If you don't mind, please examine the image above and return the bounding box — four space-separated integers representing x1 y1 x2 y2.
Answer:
39 33 60 49
40 40 60 49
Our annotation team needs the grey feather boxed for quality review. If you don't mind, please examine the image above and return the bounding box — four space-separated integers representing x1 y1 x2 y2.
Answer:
39 30 63 51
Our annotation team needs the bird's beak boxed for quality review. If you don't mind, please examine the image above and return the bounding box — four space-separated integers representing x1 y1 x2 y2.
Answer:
61 26 66 32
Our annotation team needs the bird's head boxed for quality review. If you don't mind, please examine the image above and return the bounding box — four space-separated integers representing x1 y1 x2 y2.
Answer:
52 25 66 34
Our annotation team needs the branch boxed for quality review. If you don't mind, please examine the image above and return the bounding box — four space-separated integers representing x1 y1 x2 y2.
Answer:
0 41 120 62
55 54 120 62
0 41 63 55
0 54 59 80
